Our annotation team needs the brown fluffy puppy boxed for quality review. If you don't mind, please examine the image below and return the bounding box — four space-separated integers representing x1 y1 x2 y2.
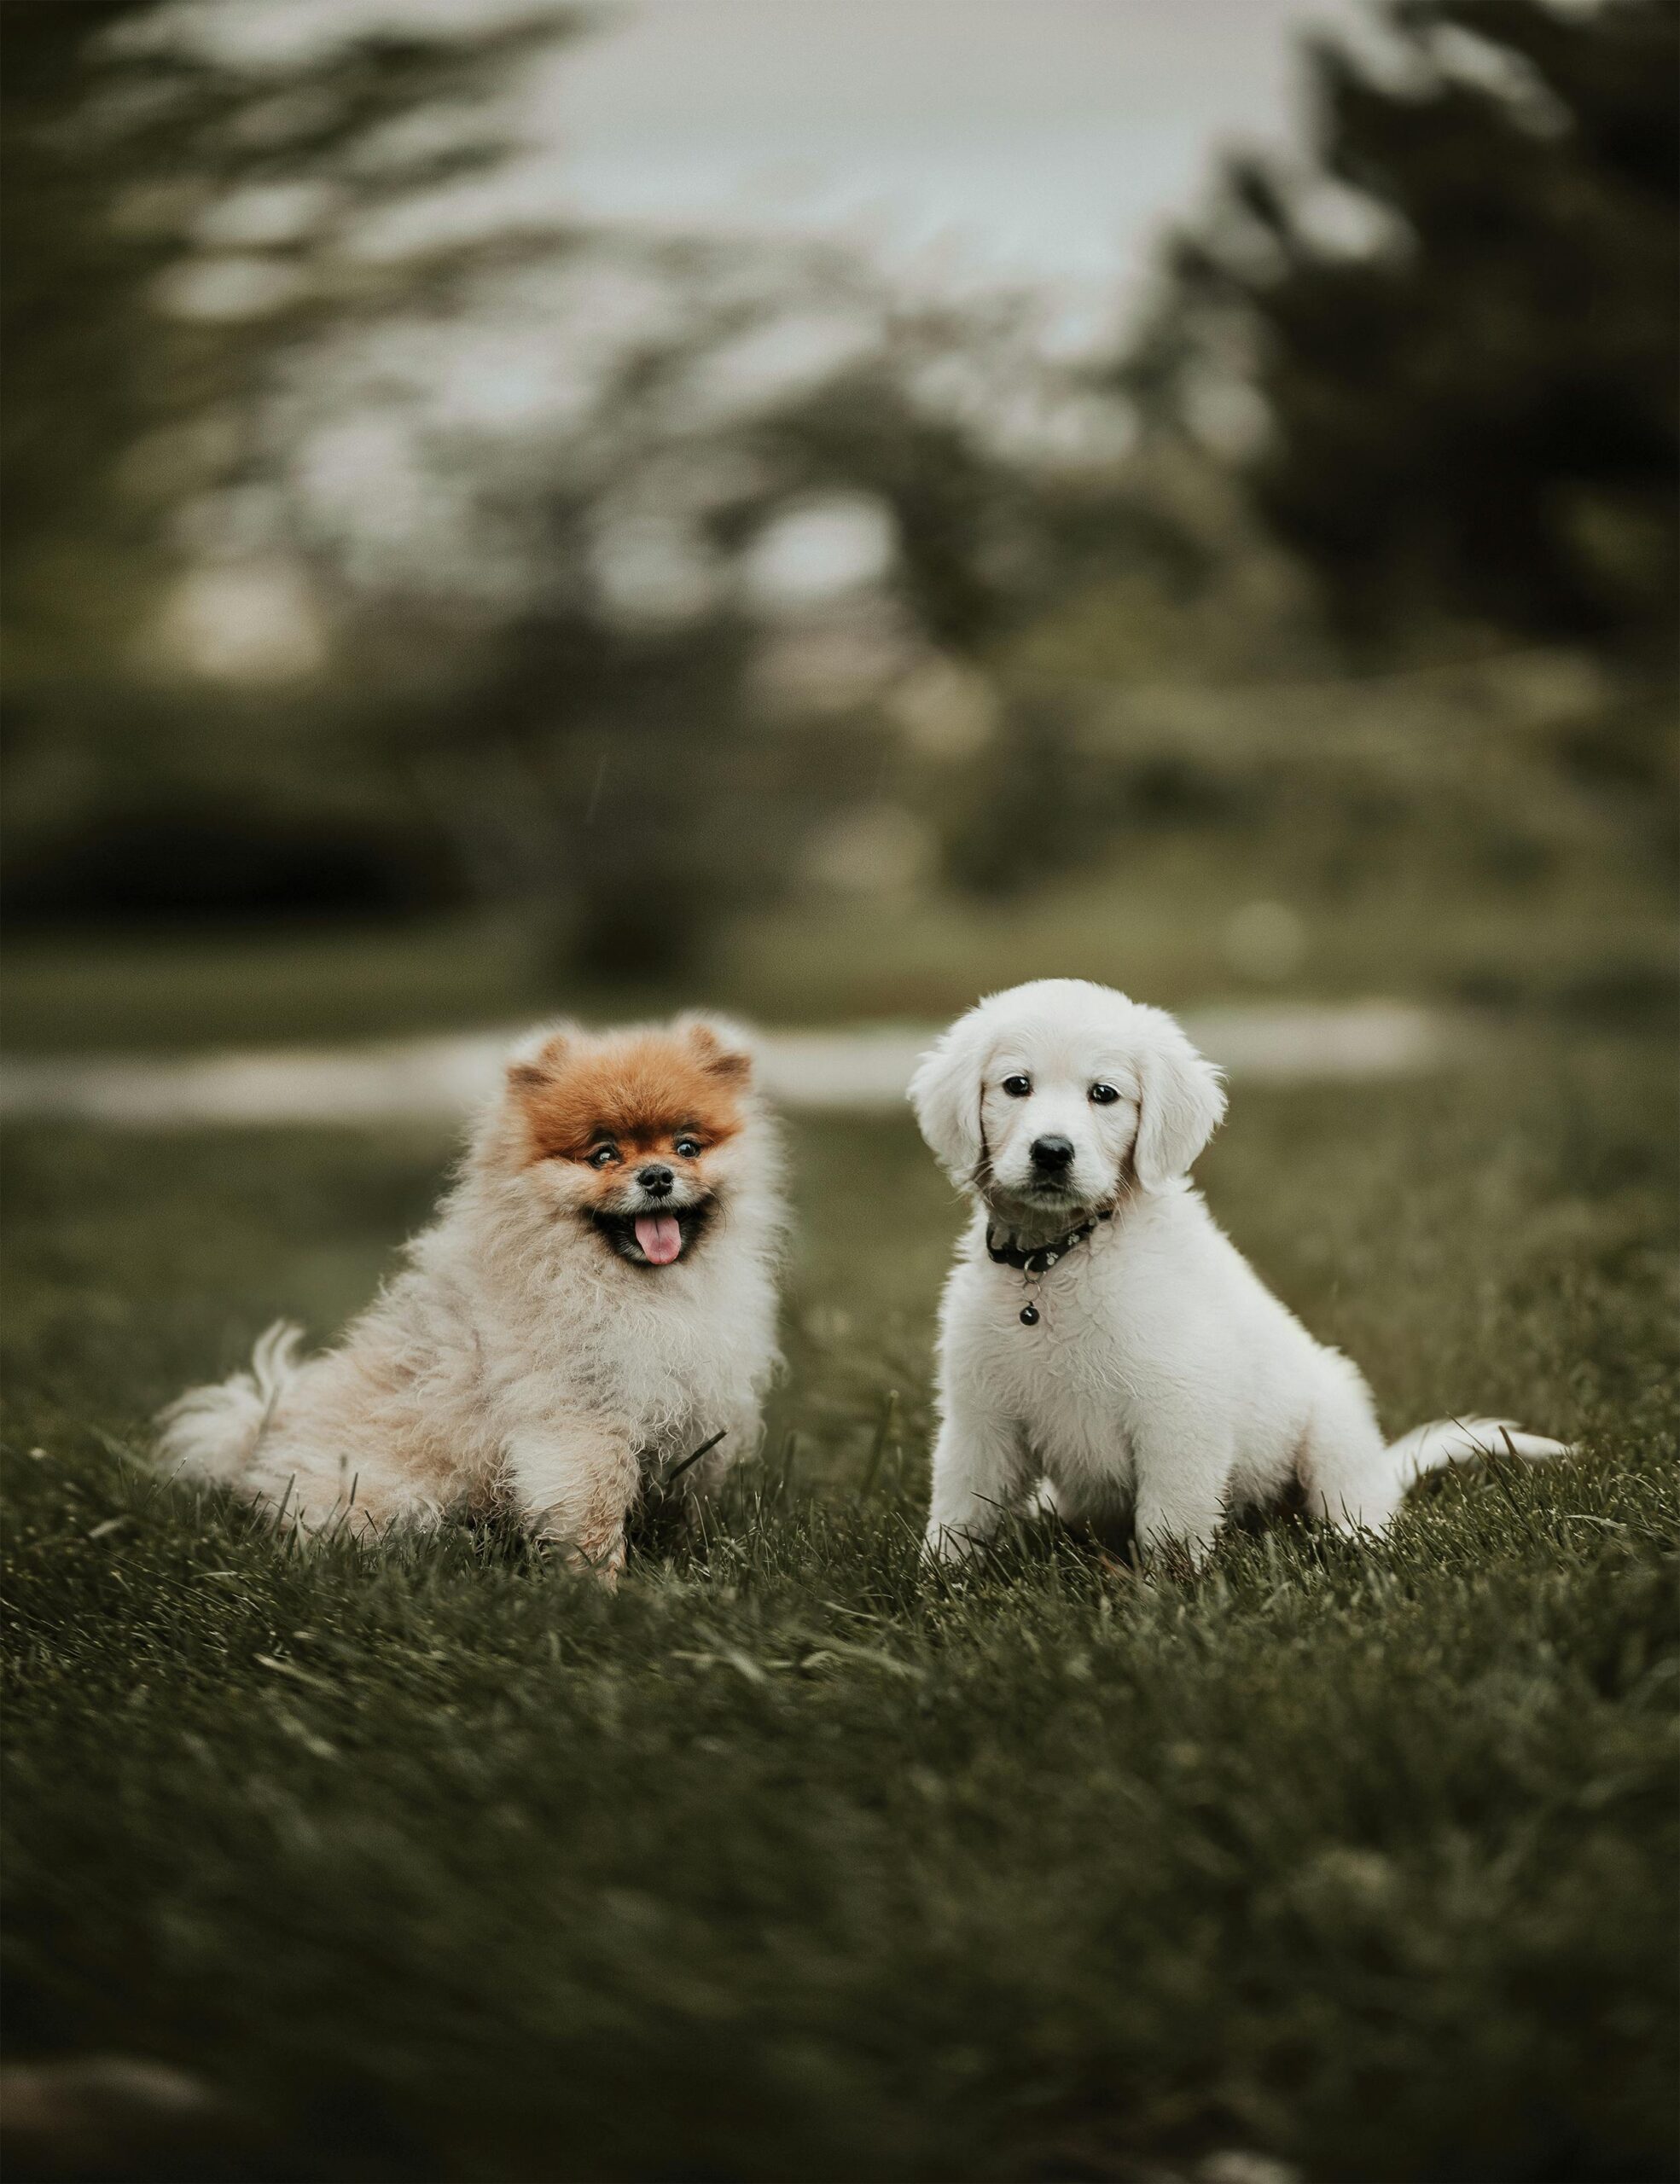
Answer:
156 1015 785 1576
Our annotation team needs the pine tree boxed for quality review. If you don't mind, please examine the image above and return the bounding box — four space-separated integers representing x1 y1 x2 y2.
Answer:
1125 0 1678 654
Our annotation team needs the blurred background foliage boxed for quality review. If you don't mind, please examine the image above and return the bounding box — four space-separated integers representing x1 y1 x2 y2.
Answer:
2 0 1674 1022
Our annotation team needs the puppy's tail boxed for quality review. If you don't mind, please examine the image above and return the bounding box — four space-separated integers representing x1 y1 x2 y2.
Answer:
1390 1414 1572 1486
154 1320 305 1484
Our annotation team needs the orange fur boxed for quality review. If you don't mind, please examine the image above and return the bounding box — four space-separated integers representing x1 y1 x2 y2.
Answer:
512 1024 747 1170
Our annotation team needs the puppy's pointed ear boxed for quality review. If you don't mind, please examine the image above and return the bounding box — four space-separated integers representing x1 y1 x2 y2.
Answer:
505 1021 578 1094
910 1014 988 1184
1131 1011 1226 1189
677 1012 753 1086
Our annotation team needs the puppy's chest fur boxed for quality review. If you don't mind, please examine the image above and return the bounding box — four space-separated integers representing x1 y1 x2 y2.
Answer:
948 1232 1154 1478
426 1198 776 1461
485 1287 736 1441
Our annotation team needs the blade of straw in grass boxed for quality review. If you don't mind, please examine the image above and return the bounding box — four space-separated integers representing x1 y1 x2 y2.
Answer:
255 1653 337 1694
860 1390 898 1499
665 1428 727 1488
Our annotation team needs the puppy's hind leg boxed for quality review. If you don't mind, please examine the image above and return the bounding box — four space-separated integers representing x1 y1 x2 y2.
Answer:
242 1439 442 1544
1298 1355 1404 1536
509 1425 640 1586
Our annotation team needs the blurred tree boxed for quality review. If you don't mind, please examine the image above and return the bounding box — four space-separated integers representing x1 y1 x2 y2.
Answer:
1122 0 1678 654
4 1 1088 964
2 2 594 926
3 1 171 689
377 300 1068 971
939 697 1113 897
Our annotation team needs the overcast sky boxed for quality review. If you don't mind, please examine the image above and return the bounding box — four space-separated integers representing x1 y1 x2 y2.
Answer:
535 0 1367 334
141 0 1372 346
134 0 1380 671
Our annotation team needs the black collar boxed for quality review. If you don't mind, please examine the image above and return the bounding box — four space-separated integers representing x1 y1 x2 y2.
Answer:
985 1208 1112 1275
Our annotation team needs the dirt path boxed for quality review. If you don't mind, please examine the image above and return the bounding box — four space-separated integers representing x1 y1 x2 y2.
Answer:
0 1003 1454 1127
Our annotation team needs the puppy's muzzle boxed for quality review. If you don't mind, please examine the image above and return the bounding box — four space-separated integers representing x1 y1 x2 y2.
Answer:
592 1176 714 1267
1029 1136 1074 1176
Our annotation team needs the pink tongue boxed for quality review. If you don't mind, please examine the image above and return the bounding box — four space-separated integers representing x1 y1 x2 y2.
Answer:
634 1212 683 1265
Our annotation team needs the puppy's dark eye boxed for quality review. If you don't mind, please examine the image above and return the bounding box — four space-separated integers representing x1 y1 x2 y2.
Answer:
674 1137 702 1159
588 1144 619 1168
1002 1074 1032 1098
1090 1083 1120 1105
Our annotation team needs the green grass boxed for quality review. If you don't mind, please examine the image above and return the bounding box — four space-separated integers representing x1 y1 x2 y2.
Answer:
3 1039 1676 2181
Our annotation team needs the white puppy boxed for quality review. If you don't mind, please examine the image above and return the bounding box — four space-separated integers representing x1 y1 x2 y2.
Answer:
910 979 1568 1564
156 1014 783 1578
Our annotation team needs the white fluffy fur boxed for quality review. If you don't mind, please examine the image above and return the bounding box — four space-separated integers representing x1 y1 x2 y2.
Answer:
910 978 1571 1565
155 1016 784 1575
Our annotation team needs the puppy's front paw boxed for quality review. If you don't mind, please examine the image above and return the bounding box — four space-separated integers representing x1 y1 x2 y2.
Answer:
578 1531 627 1589
1133 1525 1216 1576
921 1520 985 1570
538 1525 626 1589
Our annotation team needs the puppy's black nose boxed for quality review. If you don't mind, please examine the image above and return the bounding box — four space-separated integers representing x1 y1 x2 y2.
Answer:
1029 1135 1074 1173
637 1164 674 1196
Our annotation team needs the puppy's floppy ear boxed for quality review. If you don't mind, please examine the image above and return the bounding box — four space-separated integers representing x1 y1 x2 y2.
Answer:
677 1012 753 1085
505 1020 579 1093
909 1012 990 1184
1131 1008 1226 1189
